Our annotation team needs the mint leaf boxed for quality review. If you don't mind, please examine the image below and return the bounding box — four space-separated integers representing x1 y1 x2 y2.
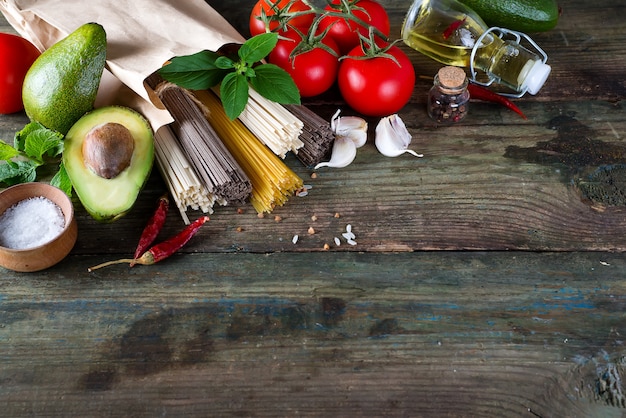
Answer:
50 162 73 196
159 50 230 90
14 121 47 151
220 72 250 120
24 128 64 162
0 160 38 185
249 64 301 105
0 141 19 161
239 33 278 64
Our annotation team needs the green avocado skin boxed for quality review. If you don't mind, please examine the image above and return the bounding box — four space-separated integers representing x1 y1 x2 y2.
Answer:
459 0 559 33
22 23 107 135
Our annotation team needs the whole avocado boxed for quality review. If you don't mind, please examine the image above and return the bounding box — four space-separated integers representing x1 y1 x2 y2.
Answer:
22 23 106 135
459 0 559 33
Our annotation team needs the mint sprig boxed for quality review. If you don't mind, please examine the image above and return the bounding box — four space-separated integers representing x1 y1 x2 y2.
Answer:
0 121 72 195
158 33 300 120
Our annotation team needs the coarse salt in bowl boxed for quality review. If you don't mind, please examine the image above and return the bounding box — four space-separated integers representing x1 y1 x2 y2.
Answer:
0 182 78 272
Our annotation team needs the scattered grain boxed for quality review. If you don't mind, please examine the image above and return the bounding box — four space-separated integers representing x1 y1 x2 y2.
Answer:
311 215 318 222
308 227 315 235
292 234 299 244
323 243 330 250
274 215 282 222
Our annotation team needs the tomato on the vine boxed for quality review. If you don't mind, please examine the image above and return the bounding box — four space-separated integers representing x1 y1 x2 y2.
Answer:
249 0 315 37
0 33 40 115
338 44 415 117
268 29 340 97
318 0 390 55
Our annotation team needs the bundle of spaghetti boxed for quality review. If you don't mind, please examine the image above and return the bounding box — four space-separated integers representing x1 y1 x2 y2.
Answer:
231 87 304 158
153 125 220 224
194 89 304 214
146 74 252 205
284 104 336 168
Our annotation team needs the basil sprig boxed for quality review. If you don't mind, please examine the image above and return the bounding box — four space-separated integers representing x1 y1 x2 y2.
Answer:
158 33 300 120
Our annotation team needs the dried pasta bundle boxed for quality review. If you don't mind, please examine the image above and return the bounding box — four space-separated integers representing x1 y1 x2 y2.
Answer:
146 74 252 205
284 104 336 168
194 90 304 214
153 125 220 224
232 88 304 158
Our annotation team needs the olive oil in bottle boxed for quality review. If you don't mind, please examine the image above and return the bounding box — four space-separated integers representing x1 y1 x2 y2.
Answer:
401 0 551 95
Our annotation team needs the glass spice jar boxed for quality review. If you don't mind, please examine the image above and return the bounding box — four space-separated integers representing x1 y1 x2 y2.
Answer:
428 66 470 124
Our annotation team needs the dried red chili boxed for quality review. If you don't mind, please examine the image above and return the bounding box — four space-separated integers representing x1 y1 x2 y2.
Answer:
88 216 210 272
467 83 528 120
132 194 169 265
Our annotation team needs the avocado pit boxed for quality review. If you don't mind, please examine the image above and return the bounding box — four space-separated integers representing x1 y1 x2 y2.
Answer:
82 122 135 179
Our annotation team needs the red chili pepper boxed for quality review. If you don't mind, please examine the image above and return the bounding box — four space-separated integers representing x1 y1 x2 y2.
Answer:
131 194 169 266
442 17 466 40
88 216 210 272
467 83 528 120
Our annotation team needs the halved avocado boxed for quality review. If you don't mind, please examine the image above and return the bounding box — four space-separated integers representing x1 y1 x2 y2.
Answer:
63 106 154 222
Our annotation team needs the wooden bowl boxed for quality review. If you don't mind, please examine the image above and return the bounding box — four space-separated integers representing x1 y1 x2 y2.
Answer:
0 183 78 272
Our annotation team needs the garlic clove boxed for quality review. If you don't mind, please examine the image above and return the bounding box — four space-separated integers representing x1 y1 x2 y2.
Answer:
314 136 358 169
331 109 368 148
375 114 424 158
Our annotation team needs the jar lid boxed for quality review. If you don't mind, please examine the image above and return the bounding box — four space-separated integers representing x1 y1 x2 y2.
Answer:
437 66 467 92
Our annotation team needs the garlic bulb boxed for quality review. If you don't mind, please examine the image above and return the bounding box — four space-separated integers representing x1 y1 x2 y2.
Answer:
375 114 423 158
315 110 368 169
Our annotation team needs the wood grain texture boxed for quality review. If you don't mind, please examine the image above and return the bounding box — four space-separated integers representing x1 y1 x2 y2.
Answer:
1 252 625 417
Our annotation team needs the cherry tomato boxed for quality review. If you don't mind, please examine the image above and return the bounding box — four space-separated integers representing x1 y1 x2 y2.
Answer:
249 0 315 37
0 33 40 115
268 29 340 98
338 45 415 117
318 0 390 55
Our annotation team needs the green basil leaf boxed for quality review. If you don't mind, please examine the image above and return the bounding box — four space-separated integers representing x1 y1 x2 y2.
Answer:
50 162 73 196
0 160 37 186
239 33 278 64
249 64 301 105
215 56 235 70
0 141 19 161
220 72 250 120
159 50 230 90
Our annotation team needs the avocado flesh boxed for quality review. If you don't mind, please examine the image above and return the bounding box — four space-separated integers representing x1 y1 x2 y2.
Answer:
22 22 106 135
63 106 154 222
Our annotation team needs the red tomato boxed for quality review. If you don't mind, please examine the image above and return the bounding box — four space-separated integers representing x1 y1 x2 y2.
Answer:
249 0 315 37
338 45 415 117
318 0 390 55
0 33 40 115
268 29 340 98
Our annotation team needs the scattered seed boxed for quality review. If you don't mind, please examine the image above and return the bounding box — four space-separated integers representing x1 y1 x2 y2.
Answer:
292 234 299 244
342 232 355 240
334 212 341 218
274 215 282 222
311 172 318 179
236 226 244 232
334 237 341 246
311 215 318 222
308 226 315 235
257 213 265 219
346 224 352 233
323 243 330 250
347 238 357 246
237 208 245 214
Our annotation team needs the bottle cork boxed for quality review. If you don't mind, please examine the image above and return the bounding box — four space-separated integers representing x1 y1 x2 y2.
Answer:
437 66 467 93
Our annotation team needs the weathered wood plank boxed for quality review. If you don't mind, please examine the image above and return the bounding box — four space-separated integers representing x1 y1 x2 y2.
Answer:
1 251 625 417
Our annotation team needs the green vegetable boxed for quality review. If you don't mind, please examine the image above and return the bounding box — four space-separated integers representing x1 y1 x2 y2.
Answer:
459 0 559 33
63 106 154 222
158 32 300 120
22 23 107 135
0 121 71 194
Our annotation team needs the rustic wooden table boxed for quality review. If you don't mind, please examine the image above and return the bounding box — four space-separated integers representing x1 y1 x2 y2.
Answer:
1 1 626 416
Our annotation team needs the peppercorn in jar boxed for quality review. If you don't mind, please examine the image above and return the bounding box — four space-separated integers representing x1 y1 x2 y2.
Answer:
428 66 469 124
